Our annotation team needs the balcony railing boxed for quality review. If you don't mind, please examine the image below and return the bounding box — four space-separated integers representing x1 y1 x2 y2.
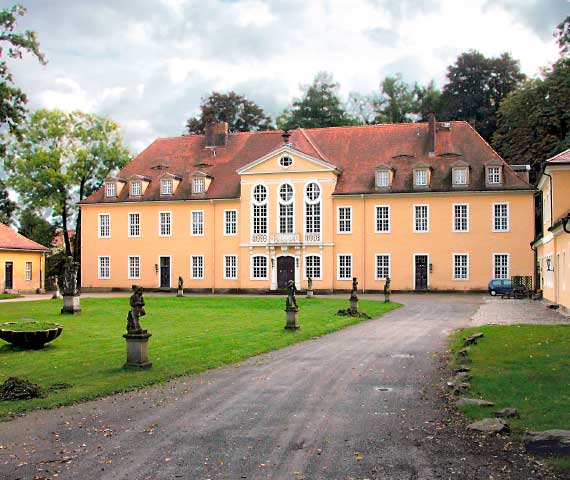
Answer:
251 232 321 245
270 233 300 244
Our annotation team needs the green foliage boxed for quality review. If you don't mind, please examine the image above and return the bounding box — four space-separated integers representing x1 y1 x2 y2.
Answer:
440 50 525 141
0 178 15 225
45 251 67 286
0 296 400 417
493 59 570 176
186 91 273 134
17 208 57 247
413 80 442 121
555 15 570 58
373 74 418 124
0 4 46 137
277 72 358 130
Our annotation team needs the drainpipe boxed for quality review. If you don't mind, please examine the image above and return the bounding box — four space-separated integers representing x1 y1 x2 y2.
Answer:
211 199 215 294
562 215 570 234
542 169 553 229
361 194 365 294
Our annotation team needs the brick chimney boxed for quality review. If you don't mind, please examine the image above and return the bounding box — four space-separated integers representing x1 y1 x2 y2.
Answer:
205 121 228 148
427 113 436 156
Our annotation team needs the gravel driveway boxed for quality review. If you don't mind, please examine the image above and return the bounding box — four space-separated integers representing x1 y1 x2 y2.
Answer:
0 294 565 479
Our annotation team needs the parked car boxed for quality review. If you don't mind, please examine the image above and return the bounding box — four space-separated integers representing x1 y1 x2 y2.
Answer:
488 279 513 296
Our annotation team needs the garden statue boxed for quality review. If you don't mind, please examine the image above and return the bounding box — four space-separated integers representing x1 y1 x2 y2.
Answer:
177 276 184 297
384 276 391 303
306 276 314 298
123 285 152 369
60 256 81 314
286 279 298 309
349 277 359 313
51 275 61 299
284 279 300 330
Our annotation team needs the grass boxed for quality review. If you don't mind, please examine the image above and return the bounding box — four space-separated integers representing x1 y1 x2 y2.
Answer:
0 296 399 418
0 321 62 331
0 293 22 300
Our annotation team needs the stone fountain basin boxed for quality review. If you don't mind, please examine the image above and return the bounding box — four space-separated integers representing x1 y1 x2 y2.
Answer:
0 322 63 349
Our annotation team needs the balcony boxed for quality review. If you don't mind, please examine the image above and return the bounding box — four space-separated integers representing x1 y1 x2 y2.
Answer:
251 232 321 245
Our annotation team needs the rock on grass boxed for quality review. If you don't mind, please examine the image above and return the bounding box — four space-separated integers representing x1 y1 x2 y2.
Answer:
0 377 45 401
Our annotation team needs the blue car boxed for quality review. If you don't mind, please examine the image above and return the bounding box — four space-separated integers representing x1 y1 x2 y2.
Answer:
488 279 513 296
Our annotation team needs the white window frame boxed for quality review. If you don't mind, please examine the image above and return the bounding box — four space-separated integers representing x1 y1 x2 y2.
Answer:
413 204 429 232
98 213 111 238
193 177 205 194
493 202 510 232
250 254 269 280
375 170 391 188
414 169 428 186
493 253 510 280
487 166 502 184
130 180 142 197
98 256 111 279
191 255 204 279
128 212 141 237
25 261 32 281
452 167 468 185
105 182 116 198
277 182 295 234
337 206 352 234
375 254 391 280
337 254 353 280
453 253 469 281
160 178 173 195
191 210 205 236
452 204 469 232
304 254 322 280
158 211 172 237
304 182 322 236
224 209 238 236
375 205 391 233
128 255 141 279
223 255 238 280
251 183 268 236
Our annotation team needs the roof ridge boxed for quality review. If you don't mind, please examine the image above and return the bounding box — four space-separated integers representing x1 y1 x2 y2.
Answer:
298 128 330 162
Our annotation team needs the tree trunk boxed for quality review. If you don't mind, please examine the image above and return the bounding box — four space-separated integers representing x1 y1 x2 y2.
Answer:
73 180 85 286
61 202 72 257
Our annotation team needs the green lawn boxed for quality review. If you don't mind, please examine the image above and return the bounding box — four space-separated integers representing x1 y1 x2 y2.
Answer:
0 293 22 300
0 296 399 418
451 325 570 433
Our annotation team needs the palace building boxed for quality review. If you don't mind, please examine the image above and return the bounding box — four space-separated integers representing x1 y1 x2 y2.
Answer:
80 116 534 293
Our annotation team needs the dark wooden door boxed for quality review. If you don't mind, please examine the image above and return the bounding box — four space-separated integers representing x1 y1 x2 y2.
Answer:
160 257 170 288
4 262 13 290
415 255 428 290
277 256 295 289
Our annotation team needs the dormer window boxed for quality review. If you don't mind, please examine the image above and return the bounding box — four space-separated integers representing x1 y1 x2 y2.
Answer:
376 170 391 188
130 181 142 196
414 169 429 187
161 179 173 195
487 166 502 184
105 182 116 198
453 167 468 186
193 177 205 194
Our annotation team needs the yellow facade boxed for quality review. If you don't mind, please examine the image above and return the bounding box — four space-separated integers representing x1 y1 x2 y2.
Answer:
0 250 45 293
82 149 534 292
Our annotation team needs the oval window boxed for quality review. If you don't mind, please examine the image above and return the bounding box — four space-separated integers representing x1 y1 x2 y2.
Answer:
279 183 293 203
253 184 267 203
306 182 320 202
280 156 293 168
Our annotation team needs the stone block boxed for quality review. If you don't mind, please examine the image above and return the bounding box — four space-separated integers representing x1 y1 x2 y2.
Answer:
61 295 81 314
123 333 152 369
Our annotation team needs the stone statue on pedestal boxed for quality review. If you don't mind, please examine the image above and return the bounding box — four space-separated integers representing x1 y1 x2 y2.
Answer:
124 285 152 369
284 279 300 330
60 256 81 314
51 275 61 299
384 276 391 303
306 276 314 298
126 286 146 334
177 276 184 297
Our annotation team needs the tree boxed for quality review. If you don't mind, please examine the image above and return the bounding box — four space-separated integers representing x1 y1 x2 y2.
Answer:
555 15 570 57
18 208 57 247
439 50 525 141
493 58 570 178
373 75 418 124
0 4 46 141
4 109 130 267
0 178 15 224
346 92 376 125
277 72 357 130
414 80 442 122
186 91 272 134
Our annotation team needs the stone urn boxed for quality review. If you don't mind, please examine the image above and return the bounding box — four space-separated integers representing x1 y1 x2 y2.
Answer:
0 321 63 349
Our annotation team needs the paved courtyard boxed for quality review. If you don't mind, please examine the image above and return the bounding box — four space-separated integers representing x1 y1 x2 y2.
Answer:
0 294 567 479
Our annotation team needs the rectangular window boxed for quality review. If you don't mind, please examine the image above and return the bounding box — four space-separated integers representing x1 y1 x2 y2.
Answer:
376 170 390 187
224 255 237 279
159 211 171 236
414 205 429 232
305 255 321 280
453 168 468 185
128 212 140 237
224 210 237 235
128 256 140 279
375 205 390 233
105 182 116 197
191 255 204 279
414 169 428 186
338 207 352 233
252 255 268 279
305 202 321 234
338 254 352 280
493 203 509 231
253 204 267 234
453 254 469 280
130 181 141 196
193 177 205 194
99 213 111 238
98 256 111 279
279 203 294 233
487 166 501 184
453 204 469 232
191 211 204 236
375 254 390 280
25 262 32 281
161 179 173 195
494 254 509 279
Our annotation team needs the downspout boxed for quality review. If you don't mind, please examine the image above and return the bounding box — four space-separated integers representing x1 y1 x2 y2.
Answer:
211 199 215 294
361 194 365 294
530 242 538 292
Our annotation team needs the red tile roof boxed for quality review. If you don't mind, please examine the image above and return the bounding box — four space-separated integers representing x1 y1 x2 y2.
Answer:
547 148 570 163
0 223 50 252
81 121 531 205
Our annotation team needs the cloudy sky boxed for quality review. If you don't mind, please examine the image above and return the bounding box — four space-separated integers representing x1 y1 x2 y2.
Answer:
9 0 568 153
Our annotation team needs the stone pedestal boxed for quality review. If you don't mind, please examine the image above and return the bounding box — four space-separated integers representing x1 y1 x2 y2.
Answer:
52 289 61 300
61 294 81 314
349 296 358 314
284 307 300 330
177 289 184 297
123 332 152 369
384 292 390 303
306 289 313 298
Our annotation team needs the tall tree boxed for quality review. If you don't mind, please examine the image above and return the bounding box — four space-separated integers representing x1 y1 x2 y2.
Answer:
18 208 57 247
0 178 15 224
0 4 46 143
277 72 357 130
346 92 375 125
555 15 570 57
414 80 442 122
4 109 130 265
373 74 417 124
439 50 525 141
186 91 272 134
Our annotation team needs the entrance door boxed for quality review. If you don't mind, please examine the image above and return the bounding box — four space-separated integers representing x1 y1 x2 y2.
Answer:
415 255 428 290
277 256 295 289
4 262 13 290
159 257 170 288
